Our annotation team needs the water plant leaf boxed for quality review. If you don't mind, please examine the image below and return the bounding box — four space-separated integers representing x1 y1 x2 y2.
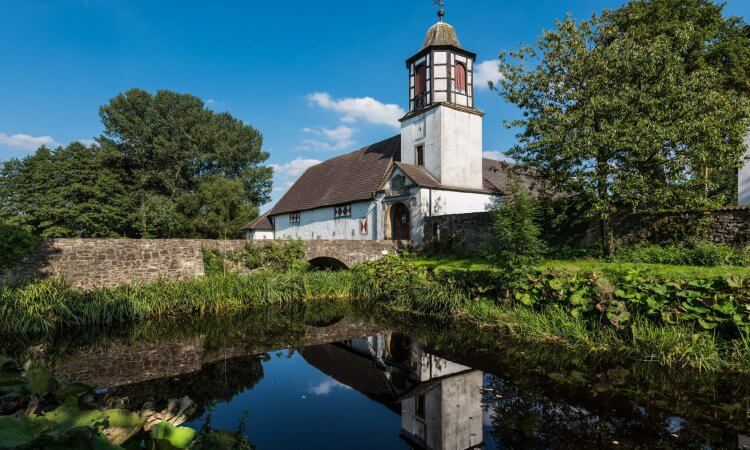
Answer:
59 382 93 401
26 366 58 397
149 421 197 449
0 416 37 448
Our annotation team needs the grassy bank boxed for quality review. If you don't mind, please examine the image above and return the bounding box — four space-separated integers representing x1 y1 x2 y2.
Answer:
354 256 750 373
0 271 351 335
2 254 748 373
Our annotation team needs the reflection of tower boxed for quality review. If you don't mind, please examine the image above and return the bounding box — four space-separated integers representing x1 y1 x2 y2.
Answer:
302 332 484 450
399 352 483 450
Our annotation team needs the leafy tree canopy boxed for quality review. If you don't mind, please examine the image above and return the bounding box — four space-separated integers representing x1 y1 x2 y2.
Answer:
0 89 272 238
493 0 750 254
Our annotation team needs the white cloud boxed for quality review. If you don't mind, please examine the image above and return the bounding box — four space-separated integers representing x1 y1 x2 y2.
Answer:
483 150 514 163
474 60 503 90
0 133 60 151
308 92 405 129
76 139 97 147
270 157 322 193
310 379 350 396
298 125 356 152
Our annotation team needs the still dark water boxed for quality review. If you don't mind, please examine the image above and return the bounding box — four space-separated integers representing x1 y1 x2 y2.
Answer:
11 304 750 449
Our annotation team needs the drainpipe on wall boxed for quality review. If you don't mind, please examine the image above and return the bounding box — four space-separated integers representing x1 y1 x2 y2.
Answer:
428 188 433 218
740 132 750 206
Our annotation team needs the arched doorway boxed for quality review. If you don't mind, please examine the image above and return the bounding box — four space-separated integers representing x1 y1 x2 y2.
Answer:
389 202 410 241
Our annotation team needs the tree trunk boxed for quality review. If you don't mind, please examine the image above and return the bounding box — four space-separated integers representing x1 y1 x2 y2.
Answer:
599 213 614 257
596 149 615 257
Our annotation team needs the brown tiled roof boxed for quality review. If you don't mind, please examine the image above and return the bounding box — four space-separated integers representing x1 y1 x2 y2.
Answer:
240 212 273 231
267 135 538 216
393 162 441 188
268 135 401 216
483 158 538 194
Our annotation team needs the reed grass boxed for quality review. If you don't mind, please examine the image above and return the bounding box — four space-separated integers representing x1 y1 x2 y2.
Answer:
0 271 351 336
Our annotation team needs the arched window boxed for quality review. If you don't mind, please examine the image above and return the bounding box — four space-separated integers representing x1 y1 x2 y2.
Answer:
455 63 467 92
415 64 427 96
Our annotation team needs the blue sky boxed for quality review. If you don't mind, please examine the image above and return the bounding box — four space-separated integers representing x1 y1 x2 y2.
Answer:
1 0 748 208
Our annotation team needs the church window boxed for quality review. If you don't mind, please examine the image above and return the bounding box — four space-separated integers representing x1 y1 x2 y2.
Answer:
334 204 352 219
289 212 300 223
415 394 426 419
455 62 467 92
415 64 427 96
415 145 424 166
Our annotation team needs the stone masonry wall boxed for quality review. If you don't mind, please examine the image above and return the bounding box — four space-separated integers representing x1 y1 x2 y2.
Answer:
424 206 750 254
607 206 750 247
423 212 494 254
2 238 407 290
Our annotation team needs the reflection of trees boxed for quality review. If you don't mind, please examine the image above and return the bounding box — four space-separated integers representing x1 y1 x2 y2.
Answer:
108 354 264 420
482 376 740 449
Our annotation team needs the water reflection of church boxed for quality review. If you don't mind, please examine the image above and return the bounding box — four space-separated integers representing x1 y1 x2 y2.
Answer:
301 333 483 450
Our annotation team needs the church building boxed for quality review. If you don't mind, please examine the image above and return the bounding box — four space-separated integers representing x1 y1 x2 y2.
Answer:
243 11 520 244
244 9 750 242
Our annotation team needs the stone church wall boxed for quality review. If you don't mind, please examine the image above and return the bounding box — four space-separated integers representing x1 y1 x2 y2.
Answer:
424 207 750 255
423 212 495 254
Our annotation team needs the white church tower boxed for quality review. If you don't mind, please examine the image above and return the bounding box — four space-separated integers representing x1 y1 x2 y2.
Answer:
399 5 484 190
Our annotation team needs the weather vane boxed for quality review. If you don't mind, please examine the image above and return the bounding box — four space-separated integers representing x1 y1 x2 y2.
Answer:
434 0 445 21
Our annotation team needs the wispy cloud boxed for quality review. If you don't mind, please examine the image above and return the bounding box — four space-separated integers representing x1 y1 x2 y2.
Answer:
298 125 356 151
270 157 322 193
307 93 405 129
474 60 503 90
483 150 514 163
0 132 60 152
309 379 350 396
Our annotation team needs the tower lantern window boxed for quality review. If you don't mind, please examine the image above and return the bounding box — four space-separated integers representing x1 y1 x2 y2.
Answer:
455 62 467 92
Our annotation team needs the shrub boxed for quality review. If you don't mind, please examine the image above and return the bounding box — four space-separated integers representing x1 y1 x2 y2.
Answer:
612 241 750 267
0 224 41 271
202 248 226 276
486 181 546 269
242 240 306 271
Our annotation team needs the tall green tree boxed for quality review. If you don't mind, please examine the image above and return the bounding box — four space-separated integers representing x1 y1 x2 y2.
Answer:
0 143 132 237
0 89 272 239
493 0 750 255
98 88 271 238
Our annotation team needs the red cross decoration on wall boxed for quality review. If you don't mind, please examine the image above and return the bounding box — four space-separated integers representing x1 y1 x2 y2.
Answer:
334 204 352 219
359 217 368 235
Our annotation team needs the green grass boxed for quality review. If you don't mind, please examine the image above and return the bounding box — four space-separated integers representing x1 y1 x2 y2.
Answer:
461 301 745 373
542 259 750 279
407 254 749 279
0 271 352 336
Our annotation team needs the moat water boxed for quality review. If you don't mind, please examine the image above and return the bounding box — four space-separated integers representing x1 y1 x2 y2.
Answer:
8 303 750 449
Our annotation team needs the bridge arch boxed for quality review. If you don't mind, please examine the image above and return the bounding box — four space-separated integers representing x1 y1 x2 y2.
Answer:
308 256 348 270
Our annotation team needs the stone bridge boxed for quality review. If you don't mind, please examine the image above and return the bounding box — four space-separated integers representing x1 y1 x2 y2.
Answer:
3 238 410 289
302 240 410 268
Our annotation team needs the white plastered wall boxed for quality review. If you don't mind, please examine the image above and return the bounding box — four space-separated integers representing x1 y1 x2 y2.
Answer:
271 201 376 240
400 105 483 190
375 170 497 244
740 132 750 205
246 230 274 240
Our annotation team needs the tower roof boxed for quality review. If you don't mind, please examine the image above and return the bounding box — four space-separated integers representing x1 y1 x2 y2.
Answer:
421 21 463 50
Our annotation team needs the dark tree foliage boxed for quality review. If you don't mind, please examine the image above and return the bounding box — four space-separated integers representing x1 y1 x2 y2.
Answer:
0 89 272 238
